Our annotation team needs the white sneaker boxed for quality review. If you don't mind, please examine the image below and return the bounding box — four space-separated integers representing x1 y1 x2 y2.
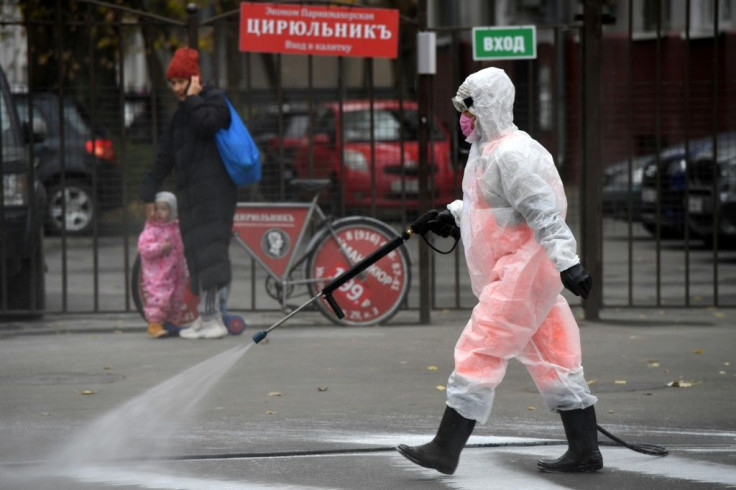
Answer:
200 316 228 339
179 317 203 340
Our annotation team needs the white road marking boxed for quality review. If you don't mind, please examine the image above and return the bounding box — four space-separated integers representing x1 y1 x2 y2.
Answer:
343 433 736 489
8 431 734 489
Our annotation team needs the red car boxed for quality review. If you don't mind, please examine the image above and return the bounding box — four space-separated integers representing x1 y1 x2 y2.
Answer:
292 100 460 211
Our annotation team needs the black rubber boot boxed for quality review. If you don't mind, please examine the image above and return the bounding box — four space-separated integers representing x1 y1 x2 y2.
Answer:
537 405 603 473
397 406 476 475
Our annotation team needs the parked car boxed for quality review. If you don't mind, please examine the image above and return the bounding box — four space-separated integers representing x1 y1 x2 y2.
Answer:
687 144 736 245
0 68 46 314
13 92 123 235
292 100 459 212
602 155 649 222
639 132 736 238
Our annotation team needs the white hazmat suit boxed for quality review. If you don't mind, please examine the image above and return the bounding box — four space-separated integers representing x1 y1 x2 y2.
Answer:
397 67 601 476
445 67 596 424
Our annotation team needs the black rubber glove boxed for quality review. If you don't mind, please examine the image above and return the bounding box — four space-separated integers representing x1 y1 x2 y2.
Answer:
426 209 460 240
560 263 592 299
410 210 438 236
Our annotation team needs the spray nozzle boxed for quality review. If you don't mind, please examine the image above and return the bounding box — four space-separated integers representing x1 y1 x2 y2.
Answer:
252 330 268 344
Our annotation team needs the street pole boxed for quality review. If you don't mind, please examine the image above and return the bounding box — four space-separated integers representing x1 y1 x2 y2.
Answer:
417 0 431 324
582 0 603 320
187 3 199 50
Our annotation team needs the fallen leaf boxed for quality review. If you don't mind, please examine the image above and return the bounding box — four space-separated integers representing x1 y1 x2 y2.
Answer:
693 349 703 354
648 360 660 368
526 406 536 411
713 311 725 318
614 380 627 385
719 371 727 375
103 366 113 371
317 386 329 392
436 385 446 391
587 379 597 386
265 410 277 415
608 409 615 414
427 365 438 371
113 330 124 335
268 391 283 397
724 362 731 367
41 412 50 416
80 390 96 395
667 380 700 388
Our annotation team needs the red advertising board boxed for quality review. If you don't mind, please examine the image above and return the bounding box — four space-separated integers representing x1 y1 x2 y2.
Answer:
239 2 399 59
232 204 312 277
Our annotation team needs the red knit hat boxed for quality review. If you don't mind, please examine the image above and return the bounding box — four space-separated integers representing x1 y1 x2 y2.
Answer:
166 47 200 80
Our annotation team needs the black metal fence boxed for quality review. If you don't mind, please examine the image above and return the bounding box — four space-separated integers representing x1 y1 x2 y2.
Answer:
2 1 735 320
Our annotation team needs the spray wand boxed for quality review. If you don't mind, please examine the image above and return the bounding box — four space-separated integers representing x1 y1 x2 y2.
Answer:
252 212 441 344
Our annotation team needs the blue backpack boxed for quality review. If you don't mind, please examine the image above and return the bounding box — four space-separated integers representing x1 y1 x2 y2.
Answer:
215 96 261 187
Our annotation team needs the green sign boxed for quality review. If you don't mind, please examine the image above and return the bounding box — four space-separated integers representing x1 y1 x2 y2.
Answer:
473 26 537 60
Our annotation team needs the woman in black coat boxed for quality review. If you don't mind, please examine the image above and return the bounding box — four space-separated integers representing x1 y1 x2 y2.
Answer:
140 47 236 340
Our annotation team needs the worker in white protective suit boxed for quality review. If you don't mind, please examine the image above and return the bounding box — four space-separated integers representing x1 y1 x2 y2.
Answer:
399 67 599 475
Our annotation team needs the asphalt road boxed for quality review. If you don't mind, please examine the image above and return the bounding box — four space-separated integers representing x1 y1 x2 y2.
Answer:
0 307 734 489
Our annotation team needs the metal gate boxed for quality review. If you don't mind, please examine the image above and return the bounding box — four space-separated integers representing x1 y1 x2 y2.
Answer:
3 1 732 319
600 0 736 309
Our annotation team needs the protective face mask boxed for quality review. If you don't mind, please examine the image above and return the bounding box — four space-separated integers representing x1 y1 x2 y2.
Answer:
460 113 475 137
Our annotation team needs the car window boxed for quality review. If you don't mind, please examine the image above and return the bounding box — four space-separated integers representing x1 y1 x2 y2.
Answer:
60 102 90 135
15 96 92 137
314 109 336 136
285 114 310 138
343 109 444 143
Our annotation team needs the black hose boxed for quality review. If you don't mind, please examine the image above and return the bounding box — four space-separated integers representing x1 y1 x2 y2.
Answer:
597 424 669 456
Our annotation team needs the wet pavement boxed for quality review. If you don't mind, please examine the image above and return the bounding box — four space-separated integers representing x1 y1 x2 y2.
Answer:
0 307 735 489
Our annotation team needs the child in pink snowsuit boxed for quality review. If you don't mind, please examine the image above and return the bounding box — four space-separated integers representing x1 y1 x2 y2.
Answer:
138 191 187 338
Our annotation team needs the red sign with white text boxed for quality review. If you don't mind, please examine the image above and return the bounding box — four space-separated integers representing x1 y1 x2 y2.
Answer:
239 2 399 58
232 204 311 277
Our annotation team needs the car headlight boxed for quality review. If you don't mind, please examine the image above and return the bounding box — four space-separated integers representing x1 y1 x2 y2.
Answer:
343 149 368 171
3 173 29 207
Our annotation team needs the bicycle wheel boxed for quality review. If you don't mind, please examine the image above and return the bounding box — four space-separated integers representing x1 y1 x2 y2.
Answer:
130 253 200 325
131 254 145 319
305 217 411 326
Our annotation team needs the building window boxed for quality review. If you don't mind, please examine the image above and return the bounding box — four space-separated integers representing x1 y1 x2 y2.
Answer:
642 1 671 33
